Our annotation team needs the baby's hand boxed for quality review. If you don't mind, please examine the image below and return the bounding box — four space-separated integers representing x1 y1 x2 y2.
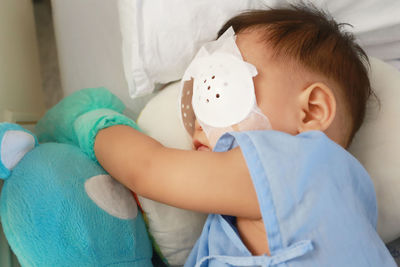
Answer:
35 87 140 160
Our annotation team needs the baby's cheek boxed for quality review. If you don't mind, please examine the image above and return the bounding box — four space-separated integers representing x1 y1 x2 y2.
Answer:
257 93 298 134
269 110 299 135
202 126 231 149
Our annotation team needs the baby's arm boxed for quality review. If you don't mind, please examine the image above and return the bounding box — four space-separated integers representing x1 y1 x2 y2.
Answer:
94 125 261 219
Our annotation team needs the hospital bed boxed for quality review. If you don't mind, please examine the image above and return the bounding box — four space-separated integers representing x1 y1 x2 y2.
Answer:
1 0 400 266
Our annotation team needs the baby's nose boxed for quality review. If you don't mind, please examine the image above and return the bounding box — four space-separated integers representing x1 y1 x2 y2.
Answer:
194 120 202 131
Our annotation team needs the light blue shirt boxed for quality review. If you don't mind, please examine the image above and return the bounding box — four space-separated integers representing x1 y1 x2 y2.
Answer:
185 130 396 267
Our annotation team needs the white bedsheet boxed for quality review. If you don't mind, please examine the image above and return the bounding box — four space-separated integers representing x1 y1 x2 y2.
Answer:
288 1 400 61
51 0 400 116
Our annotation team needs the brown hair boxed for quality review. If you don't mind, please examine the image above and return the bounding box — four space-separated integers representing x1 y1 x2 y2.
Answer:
218 4 373 146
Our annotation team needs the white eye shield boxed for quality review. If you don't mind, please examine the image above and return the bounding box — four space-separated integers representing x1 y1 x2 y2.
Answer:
179 27 271 147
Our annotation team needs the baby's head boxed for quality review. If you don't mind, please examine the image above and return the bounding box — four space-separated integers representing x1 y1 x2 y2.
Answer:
192 5 372 151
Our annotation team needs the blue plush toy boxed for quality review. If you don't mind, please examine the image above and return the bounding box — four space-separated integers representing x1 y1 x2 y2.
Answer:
0 122 153 266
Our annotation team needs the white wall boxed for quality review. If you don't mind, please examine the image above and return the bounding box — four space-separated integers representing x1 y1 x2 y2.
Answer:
51 0 155 120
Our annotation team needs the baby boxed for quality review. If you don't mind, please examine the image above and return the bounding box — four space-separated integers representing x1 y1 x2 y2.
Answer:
38 4 396 267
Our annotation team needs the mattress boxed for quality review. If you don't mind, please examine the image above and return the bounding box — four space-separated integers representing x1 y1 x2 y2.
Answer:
388 59 400 71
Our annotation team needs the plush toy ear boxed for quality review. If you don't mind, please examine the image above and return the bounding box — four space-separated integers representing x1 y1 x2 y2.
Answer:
0 123 37 179
85 174 138 219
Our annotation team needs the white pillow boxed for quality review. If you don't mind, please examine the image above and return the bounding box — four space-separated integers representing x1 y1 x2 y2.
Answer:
349 57 400 243
137 58 400 264
118 0 267 98
118 0 400 98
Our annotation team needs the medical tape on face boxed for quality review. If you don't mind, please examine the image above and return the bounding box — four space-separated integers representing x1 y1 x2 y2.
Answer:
179 27 271 148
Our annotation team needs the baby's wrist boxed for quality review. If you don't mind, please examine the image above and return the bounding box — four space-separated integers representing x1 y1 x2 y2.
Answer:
74 109 140 161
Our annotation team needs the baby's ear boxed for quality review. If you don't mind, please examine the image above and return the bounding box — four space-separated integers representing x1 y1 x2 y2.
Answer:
297 82 336 133
0 123 38 180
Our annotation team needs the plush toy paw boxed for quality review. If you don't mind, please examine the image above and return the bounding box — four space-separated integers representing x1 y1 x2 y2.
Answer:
35 87 126 145
73 108 141 161
35 87 140 161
